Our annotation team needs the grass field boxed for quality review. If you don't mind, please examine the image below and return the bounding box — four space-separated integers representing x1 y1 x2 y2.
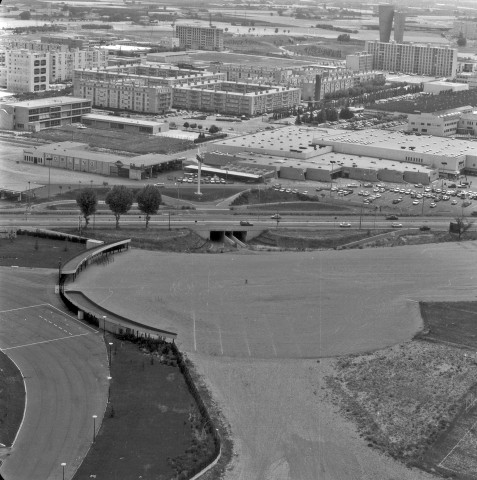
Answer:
0 234 86 268
74 334 215 480
32 126 194 155
0 352 25 447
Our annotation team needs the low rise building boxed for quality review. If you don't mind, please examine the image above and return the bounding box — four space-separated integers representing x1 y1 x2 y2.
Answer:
0 96 92 131
345 52 373 72
82 113 168 134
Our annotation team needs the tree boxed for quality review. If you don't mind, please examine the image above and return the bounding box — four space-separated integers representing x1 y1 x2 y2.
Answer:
136 185 162 228
190 122 197 129
337 33 351 42
76 188 97 228
105 185 133 229
339 107 354 119
197 124 203 130
209 124 219 134
450 217 472 239
183 121 190 129
457 32 467 47
274 28 279 33
19 10 31 20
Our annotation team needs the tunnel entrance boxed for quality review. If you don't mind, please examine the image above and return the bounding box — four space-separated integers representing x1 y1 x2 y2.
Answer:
232 231 247 242
209 230 248 244
210 231 225 242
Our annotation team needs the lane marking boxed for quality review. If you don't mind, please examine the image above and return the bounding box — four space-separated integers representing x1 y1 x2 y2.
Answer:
1 333 91 351
218 325 223 355
47 304 98 333
192 311 197 352
8 355 28 448
0 304 48 314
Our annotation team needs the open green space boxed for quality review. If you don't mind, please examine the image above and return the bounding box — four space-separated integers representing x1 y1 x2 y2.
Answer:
0 233 86 268
0 352 25 447
74 334 215 480
31 126 194 155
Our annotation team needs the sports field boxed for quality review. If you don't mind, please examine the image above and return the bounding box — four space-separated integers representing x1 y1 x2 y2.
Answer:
71 241 477 479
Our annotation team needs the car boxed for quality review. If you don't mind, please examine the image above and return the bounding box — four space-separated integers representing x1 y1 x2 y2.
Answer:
76 124 87 129
154 183 165 187
315 187 323 192
270 214 281 220
240 221 253 226
419 226 431 231
430 202 437 208
451 199 458 205
339 222 352 228
391 223 403 228
392 199 400 204
386 215 399 220
412 200 420 205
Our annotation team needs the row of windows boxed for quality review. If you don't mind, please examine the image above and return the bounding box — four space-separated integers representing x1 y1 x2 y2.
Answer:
33 60 47 66
405 156 423 163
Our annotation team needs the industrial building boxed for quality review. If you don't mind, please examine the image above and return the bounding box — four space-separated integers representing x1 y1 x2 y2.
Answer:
22 142 183 180
365 41 458 78
175 25 224 51
81 114 169 135
0 96 92 131
407 107 477 137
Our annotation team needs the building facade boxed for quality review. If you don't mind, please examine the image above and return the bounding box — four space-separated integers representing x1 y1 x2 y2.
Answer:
0 96 91 131
345 52 373 72
172 81 301 116
175 25 224 51
4 50 49 93
365 41 458 78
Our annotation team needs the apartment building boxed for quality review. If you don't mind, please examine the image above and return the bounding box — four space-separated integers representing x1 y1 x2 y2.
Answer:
175 25 224 51
345 52 373 72
172 80 300 116
365 41 457 78
1 40 108 83
0 96 92 131
4 50 49 93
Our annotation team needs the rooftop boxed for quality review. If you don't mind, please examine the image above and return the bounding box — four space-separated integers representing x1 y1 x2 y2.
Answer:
83 114 164 128
4 96 90 108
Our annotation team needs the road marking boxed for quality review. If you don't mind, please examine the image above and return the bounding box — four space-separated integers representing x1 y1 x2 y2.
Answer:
47 304 98 333
218 325 224 355
192 311 197 352
1 333 91 351
0 304 48 314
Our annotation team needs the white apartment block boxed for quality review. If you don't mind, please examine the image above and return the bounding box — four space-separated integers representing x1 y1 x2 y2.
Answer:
172 80 300 116
452 21 477 40
365 41 457 78
75 79 173 113
346 52 373 72
1 40 108 83
175 25 224 51
5 50 49 93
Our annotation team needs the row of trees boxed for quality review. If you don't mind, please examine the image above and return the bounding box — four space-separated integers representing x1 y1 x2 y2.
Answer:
76 185 162 230
295 106 353 125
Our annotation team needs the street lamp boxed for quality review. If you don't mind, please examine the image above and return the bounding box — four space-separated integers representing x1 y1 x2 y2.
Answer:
225 168 229 184
102 315 106 336
28 181 31 208
92 415 97 442
61 462 66 480
441 162 447 188
47 157 52 201
329 161 336 196
108 342 113 368
107 376 112 403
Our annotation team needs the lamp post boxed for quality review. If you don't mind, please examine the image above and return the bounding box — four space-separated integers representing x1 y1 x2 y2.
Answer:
168 211 171 231
58 259 62 284
441 162 447 188
108 342 113 368
329 161 336 196
225 168 229 184
102 315 106 337
61 462 66 480
107 376 112 403
47 156 52 201
92 415 97 442
28 181 31 208
78 215 82 235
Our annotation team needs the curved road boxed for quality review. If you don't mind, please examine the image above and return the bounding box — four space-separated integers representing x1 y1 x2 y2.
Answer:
0 269 109 480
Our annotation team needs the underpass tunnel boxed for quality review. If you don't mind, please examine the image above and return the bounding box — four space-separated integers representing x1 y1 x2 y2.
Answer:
210 231 225 242
232 231 247 242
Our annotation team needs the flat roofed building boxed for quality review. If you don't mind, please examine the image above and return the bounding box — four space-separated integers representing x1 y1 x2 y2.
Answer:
5 50 49 93
346 52 373 72
0 96 91 132
82 113 168 134
22 141 184 180
365 41 457 78
172 81 301 116
175 25 224 51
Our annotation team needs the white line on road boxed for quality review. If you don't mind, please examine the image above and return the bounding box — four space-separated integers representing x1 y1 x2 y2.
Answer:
218 325 224 355
0 333 91 351
192 311 197 352
0 304 49 314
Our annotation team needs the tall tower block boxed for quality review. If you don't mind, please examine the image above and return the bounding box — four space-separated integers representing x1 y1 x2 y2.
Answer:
379 5 394 42
394 11 406 43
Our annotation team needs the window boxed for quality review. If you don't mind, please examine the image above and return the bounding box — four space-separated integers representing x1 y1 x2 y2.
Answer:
41 60 46 66
34 68 40 74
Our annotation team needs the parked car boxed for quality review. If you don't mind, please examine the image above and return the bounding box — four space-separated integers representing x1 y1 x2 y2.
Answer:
385 215 399 220
240 221 253 226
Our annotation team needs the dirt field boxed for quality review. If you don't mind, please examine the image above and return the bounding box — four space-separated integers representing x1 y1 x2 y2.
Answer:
71 241 477 479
